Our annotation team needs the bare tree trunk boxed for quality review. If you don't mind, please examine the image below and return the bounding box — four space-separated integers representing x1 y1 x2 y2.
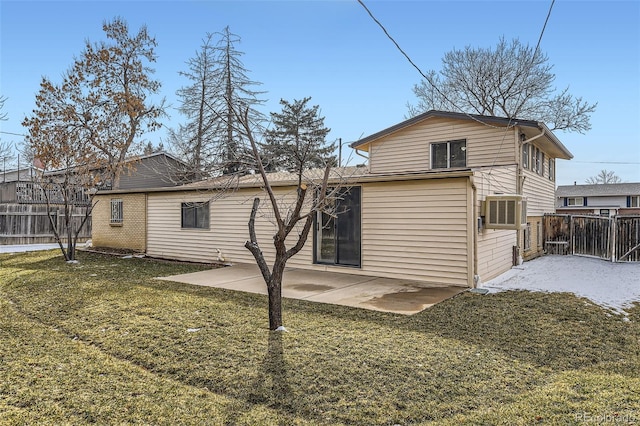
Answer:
266 261 285 330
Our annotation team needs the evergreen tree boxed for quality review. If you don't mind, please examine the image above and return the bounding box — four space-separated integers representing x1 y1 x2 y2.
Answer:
263 97 335 174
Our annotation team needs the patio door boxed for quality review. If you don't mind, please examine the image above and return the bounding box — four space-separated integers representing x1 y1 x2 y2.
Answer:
315 186 361 267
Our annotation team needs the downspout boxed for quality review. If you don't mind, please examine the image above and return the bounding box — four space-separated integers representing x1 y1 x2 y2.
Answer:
355 148 369 171
470 175 479 287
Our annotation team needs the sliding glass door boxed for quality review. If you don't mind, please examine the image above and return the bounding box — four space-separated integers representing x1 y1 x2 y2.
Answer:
315 186 361 267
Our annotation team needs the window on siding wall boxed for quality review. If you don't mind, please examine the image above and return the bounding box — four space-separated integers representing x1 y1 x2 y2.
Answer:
181 202 210 229
532 146 544 176
548 158 555 181
524 223 532 251
567 197 584 206
431 139 466 169
630 196 640 208
522 143 530 169
110 199 123 224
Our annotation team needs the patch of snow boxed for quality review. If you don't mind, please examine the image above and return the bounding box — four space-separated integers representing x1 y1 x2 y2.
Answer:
186 328 201 333
274 326 288 332
121 255 133 259
481 255 640 315
66 260 80 264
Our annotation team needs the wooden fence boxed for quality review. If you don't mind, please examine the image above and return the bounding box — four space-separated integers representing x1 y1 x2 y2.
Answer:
543 214 640 262
0 203 91 245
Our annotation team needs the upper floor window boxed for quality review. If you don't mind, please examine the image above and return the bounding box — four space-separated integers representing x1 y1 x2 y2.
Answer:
181 201 210 229
630 196 640 208
110 199 123 225
532 146 544 176
522 143 530 169
567 197 584 206
431 139 466 169
548 158 555 181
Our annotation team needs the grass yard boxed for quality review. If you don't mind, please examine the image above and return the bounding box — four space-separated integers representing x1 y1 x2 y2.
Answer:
1 250 639 425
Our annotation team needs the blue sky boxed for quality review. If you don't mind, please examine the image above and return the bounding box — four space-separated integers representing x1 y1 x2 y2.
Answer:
1 0 638 185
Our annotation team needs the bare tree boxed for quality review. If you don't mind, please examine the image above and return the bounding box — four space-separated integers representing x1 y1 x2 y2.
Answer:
169 27 264 179
0 96 17 171
0 95 7 122
22 77 100 261
169 33 219 180
586 169 622 184
237 108 335 330
213 27 265 175
408 37 597 133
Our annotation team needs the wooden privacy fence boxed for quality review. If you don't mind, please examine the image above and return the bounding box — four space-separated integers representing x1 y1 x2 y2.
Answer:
543 214 640 262
0 204 92 245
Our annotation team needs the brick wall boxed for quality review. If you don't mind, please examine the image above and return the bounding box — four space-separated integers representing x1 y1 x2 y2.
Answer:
92 193 146 252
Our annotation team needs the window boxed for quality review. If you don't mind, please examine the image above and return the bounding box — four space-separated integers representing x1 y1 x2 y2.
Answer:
110 199 123 225
537 221 542 248
522 143 530 169
630 196 640 208
524 223 532 251
532 146 544 176
548 158 555 181
181 202 209 229
431 139 466 169
599 209 610 217
567 197 584 206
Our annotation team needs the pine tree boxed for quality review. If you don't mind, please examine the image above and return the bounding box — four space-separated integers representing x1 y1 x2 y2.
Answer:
263 97 335 174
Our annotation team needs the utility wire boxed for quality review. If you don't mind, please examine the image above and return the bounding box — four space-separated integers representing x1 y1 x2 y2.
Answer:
356 0 507 130
0 131 26 137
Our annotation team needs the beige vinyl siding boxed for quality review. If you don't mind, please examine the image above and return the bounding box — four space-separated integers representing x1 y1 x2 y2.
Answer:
146 177 472 286
474 166 518 281
369 117 517 174
360 178 470 286
147 188 313 265
522 161 556 216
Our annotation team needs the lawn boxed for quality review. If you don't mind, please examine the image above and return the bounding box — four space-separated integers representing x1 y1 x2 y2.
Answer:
1 250 639 425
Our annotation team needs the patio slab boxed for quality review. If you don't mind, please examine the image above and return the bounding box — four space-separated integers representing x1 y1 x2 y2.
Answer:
158 263 466 315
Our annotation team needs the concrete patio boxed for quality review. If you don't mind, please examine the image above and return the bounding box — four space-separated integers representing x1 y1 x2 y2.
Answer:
158 263 467 315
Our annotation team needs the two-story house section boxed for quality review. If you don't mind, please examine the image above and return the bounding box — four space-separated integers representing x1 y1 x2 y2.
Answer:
350 110 572 281
92 110 572 288
556 183 640 216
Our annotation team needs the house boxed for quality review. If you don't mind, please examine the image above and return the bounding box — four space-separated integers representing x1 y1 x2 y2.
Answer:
556 183 640 216
1 152 189 245
91 110 572 287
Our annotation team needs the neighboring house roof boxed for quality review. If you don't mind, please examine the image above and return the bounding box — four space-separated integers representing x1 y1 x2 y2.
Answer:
350 109 573 160
556 183 640 198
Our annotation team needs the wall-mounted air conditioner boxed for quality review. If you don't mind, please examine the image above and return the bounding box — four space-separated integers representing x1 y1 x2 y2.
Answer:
483 195 527 230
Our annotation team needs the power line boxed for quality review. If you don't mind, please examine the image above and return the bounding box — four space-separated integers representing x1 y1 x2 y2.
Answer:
356 0 507 130
0 130 26 137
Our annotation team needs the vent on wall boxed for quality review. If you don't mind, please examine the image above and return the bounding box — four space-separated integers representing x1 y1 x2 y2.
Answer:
483 195 527 230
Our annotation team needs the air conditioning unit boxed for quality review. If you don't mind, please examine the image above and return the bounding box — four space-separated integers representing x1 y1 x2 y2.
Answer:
484 195 527 230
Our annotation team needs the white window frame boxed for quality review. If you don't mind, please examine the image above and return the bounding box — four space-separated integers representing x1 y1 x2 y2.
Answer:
524 222 532 251
430 139 467 169
110 198 123 225
631 196 640 208
522 143 530 170
537 221 542 248
548 158 555 181
567 197 584 206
